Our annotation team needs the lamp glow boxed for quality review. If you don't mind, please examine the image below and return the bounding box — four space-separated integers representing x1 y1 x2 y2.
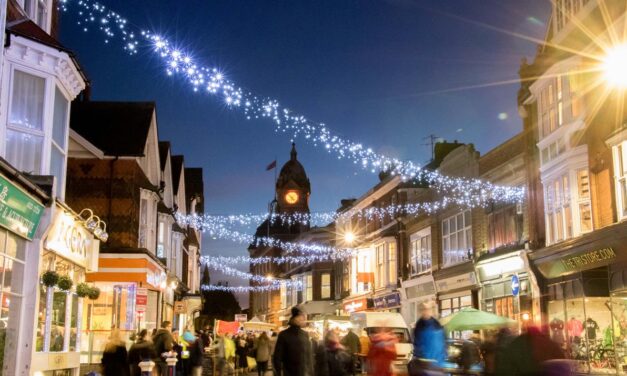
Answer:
603 44 627 88
344 231 355 244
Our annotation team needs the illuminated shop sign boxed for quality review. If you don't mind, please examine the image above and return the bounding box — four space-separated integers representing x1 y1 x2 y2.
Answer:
537 245 621 279
343 298 368 313
45 209 99 270
0 173 44 240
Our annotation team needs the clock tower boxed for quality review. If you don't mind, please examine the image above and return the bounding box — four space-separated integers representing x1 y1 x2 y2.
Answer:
275 143 311 215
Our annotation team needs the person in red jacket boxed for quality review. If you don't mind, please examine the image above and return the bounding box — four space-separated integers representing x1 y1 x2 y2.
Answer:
366 327 397 376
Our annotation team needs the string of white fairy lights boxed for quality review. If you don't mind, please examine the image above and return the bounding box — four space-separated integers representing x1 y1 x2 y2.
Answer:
204 260 303 287
60 0 525 292
60 0 525 203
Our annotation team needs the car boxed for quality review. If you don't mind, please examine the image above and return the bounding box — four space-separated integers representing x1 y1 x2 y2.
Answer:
440 339 484 375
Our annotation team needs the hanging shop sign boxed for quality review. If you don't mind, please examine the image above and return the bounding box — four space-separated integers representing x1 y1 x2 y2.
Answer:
45 208 99 270
174 300 187 314
435 272 477 293
536 246 620 279
0 173 44 240
373 292 402 309
343 298 369 313
136 287 148 312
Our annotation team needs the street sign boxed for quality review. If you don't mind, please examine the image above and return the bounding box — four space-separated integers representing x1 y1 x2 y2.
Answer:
511 274 520 296
136 287 148 312
235 314 248 323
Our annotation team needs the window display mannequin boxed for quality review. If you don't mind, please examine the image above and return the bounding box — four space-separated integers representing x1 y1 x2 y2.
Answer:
550 317 565 345
567 316 583 342
585 318 599 340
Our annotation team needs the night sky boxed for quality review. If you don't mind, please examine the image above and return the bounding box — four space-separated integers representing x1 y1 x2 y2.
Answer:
60 0 551 307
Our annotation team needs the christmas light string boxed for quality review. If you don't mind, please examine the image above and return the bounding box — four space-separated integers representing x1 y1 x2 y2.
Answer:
201 283 284 292
60 0 525 205
203 260 303 287
201 252 354 266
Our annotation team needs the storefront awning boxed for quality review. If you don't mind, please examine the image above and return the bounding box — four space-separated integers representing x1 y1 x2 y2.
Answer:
530 221 627 280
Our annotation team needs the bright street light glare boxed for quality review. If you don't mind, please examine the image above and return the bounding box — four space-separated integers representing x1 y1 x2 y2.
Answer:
603 44 627 88
344 231 355 244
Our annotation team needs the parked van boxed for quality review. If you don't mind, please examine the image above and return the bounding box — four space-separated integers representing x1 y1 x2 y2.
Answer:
350 312 412 375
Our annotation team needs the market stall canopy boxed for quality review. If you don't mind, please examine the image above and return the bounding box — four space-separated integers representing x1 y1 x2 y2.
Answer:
440 308 516 332
243 316 277 331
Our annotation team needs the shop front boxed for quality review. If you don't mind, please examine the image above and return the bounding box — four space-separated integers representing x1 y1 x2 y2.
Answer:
434 263 478 338
83 252 166 364
400 275 437 326
31 203 101 376
0 168 47 376
475 250 541 327
531 221 627 375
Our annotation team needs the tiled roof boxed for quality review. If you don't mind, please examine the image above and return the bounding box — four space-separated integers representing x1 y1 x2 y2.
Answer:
70 101 155 157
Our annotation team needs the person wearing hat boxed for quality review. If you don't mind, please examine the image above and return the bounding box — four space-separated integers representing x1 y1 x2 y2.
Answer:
273 306 314 376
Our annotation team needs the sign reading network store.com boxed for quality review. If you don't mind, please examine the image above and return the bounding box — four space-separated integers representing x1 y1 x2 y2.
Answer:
0 173 44 240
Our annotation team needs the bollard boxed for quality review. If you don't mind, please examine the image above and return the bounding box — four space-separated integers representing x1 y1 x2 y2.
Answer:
165 354 178 376
138 359 155 376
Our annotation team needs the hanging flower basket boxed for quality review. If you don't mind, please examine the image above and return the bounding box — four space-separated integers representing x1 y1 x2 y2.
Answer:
76 283 91 298
57 276 73 291
87 286 101 300
41 271 59 287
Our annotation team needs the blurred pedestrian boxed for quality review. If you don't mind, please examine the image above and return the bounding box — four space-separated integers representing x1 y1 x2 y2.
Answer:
236 333 249 371
184 331 204 376
315 331 353 376
101 329 130 376
495 326 568 376
273 306 314 376
254 331 272 376
340 328 361 375
411 303 445 371
367 327 397 376
128 329 157 376
153 321 175 376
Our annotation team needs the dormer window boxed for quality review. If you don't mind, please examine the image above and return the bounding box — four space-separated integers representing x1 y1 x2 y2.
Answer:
22 0 51 32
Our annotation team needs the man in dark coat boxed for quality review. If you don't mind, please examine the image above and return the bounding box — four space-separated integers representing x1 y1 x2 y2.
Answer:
153 321 174 376
340 329 361 375
273 307 314 376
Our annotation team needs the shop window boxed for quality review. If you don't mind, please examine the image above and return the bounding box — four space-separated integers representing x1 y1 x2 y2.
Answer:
613 142 627 220
0 230 26 374
321 273 331 299
441 210 472 267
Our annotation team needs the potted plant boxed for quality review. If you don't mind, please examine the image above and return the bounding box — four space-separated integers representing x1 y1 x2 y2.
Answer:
76 283 91 298
87 286 101 300
57 275 73 291
41 271 59 287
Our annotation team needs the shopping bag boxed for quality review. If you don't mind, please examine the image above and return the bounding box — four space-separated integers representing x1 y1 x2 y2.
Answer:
247 356 257 369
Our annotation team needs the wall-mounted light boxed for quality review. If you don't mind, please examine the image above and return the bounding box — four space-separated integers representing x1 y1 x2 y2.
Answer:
78 208 109 242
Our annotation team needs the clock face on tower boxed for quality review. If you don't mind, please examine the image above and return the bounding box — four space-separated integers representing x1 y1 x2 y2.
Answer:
284 191 299 205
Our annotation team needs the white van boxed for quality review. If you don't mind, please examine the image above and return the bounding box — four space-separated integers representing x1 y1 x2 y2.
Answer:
350 312 412 375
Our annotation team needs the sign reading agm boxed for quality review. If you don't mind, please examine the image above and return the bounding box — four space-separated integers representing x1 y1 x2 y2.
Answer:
0 173 44 240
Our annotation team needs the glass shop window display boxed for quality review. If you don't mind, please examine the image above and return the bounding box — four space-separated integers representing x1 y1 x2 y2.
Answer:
547 277 618 374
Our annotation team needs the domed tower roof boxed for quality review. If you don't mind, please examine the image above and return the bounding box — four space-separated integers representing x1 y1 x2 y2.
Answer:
276 143 310 193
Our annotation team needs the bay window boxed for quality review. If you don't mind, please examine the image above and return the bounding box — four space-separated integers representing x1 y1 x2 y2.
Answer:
22 0 51 31
543 167 593 245
388 242 397 286
138 190 157 252
4 69 71 199
442 210 472 266
351 249 373 294
410 228 432 275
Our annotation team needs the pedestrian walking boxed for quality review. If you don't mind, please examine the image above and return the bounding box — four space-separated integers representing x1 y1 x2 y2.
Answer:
409 302 445 374
101 329 130 376
254 331 272 376
272 306 314 376
315 331 353 376
235 333 249 371
340 328 361 374
153 321 175 376
128 329 157 376
184 331 204 376
366 327 397 376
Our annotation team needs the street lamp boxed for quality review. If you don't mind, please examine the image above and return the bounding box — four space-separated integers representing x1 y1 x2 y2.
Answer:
343 231 355 245
602 44 627 88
